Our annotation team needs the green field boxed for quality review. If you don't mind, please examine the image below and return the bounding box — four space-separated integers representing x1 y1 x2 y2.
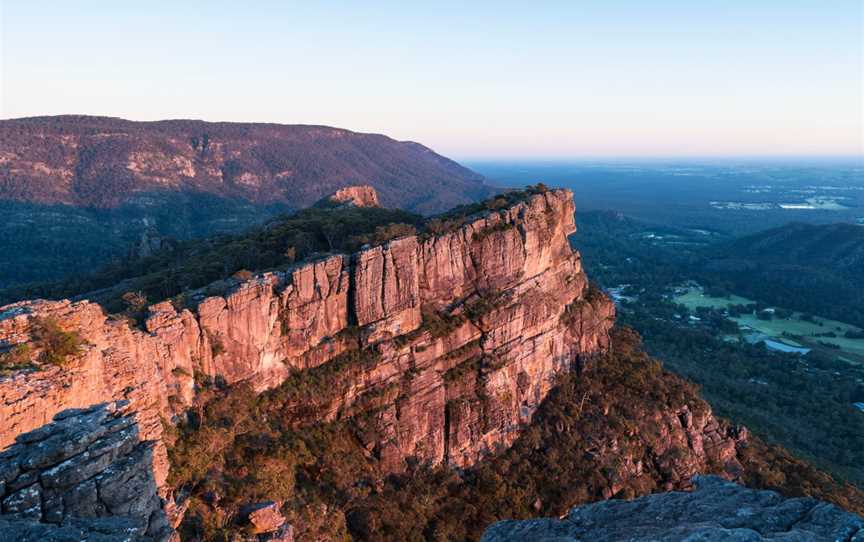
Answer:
673 288 754 310
735 313 864 357
674 286 864 360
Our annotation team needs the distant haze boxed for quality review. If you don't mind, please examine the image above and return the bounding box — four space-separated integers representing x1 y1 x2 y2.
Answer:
1 1 861 158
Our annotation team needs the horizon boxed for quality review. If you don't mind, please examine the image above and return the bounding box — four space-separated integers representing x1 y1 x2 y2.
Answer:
2 1 861 159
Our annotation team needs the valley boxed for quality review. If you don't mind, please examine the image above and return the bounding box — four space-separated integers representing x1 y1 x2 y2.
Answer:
567 207 864 487
2 184 861 541
672 285 864 362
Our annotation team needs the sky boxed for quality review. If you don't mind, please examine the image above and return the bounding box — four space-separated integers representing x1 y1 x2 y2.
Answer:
0 1 862 159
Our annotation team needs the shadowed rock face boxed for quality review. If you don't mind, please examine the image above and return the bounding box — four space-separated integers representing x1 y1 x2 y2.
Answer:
0 403 172 542
481 476 864 542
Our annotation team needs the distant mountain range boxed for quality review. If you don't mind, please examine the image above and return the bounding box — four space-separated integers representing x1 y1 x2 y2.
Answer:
0 115 488 212
0 115 491 286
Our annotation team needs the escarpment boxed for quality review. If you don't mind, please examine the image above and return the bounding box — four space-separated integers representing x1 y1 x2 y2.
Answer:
0 188 612 475
3 187 860 541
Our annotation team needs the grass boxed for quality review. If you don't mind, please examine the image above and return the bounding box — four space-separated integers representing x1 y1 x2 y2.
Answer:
674 286 864 359
735 313 864 357
673 287 754 310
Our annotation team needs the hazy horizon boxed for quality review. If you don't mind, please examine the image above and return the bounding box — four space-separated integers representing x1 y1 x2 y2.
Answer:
2 1 862 158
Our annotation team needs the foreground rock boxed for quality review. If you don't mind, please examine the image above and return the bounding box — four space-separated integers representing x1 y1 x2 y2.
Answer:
481 476 864 542
0 403 172 541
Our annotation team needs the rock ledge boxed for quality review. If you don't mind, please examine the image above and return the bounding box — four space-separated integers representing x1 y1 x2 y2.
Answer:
481 476 864 541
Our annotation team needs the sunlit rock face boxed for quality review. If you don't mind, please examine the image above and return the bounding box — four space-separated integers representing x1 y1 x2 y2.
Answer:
0 189 617 534
325 185 382 208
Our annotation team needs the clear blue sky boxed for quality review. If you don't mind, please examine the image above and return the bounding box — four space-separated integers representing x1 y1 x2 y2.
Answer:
1 1 861 158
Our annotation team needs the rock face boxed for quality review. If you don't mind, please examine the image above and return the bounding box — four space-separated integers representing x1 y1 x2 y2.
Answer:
0 189 614 472
323 185 382 208
0 403 172 541
481 476 864 542
0 188 616 532
241 501 291 536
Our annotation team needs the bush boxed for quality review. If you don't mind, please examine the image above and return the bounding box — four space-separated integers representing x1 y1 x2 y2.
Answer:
0 343 33 371
32 317 84 366
232 269 254 281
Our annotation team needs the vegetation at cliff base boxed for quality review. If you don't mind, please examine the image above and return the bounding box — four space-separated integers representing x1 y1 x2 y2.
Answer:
167 327 863 541
571 210 864 487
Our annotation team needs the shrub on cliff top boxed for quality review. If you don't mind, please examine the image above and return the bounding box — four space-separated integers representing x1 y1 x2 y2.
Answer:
32 317 84 366
0 343 33 372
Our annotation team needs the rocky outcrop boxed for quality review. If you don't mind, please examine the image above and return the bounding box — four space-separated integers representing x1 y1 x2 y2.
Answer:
240 501 294 540
0 188 617 535
481 476 864 541
321 185 382 208
1 189 613 473
0 403 172 541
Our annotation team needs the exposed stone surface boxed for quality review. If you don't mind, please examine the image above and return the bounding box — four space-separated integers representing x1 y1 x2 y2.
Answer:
323 184 382 208
0 403 172 541
481 476 864 541
1 189 614 474
0 189 617 534
0 515 154 542
241 501 288 534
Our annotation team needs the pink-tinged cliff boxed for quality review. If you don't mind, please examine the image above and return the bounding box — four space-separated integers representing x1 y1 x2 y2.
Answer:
0 189 613 465
0 188 617 538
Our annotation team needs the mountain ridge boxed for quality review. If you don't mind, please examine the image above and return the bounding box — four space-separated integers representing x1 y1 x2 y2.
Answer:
0 115 493 287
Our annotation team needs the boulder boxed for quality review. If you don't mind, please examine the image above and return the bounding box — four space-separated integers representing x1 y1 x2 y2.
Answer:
481 476 864 541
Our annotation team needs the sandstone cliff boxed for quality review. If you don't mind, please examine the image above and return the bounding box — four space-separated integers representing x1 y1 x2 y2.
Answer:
0 188 616 535
3 187 856 541
320 185 382 208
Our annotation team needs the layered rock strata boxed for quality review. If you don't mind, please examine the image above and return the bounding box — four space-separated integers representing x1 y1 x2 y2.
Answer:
481 475 864 541
0 189 614 473
0 402 172 541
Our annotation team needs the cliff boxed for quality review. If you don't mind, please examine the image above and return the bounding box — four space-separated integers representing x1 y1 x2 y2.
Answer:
2 187 859 541
0 188 615 535
481 476 864 541
320 185 382 208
